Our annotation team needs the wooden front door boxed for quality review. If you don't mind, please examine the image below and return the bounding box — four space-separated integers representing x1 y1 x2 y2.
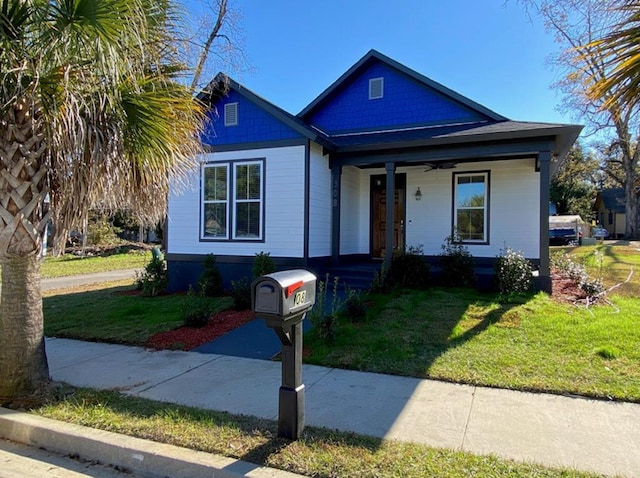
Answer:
371 174 405 258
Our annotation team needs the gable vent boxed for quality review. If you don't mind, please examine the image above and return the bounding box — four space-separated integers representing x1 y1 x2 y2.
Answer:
369 77 384 99
224 102 238 126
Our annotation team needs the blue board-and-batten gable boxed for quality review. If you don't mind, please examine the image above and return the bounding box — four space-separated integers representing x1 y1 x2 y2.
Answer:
299 50 506 136
201 88 304 146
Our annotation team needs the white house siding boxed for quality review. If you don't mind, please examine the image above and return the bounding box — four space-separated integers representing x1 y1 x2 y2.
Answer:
339 159 540 259
308 143 331 257
167 146 306 258
404 159 540 259
340 166 370 254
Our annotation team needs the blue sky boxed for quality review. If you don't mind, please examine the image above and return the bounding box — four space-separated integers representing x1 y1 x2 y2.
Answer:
183 0 574 126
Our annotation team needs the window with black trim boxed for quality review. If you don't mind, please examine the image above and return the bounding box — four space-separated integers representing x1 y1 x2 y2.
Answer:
201 160 264 241
454 172 488 242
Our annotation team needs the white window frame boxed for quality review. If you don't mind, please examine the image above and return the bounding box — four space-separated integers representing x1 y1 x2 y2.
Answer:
232 161 264 240
224 102 238 126
201 163 230 239
453 171 489 243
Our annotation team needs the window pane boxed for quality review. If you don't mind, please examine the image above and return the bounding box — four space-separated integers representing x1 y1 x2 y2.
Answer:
456 209 484 241
457 178 485 208
204 166 227 201
236 164 261 200
203 203 227 238
235 202 260 238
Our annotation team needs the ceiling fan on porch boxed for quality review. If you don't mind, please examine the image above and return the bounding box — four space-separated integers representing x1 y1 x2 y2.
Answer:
424 161 458 172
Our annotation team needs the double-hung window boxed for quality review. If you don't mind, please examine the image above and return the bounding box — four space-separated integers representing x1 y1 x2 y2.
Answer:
201 160 264 240
454 172 489 242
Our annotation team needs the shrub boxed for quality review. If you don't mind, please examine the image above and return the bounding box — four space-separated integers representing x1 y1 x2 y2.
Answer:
494 247 534 294
136 255 167 297
386 245 430 289
308 274 339 343
343 288 368 322
181 286 212 327
252 251 276 278
439 233 475 287
198 254 223 297
230 277 252 311
551 252 605 300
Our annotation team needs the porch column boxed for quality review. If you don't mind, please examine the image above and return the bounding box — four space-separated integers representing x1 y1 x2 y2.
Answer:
331 163 342 263
384 162 396 270
538 151 552 293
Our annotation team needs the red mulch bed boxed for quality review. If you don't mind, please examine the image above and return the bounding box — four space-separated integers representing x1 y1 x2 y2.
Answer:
146 310 255 351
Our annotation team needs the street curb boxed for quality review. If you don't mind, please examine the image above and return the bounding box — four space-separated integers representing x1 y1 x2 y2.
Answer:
0 407 303 478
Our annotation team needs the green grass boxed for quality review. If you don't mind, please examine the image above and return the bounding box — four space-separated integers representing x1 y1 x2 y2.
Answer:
43 285 233 345
305 287 640 402
41 249 151 278
35 388 600 478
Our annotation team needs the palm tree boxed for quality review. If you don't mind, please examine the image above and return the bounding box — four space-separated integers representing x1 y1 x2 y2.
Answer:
587 1 640 110
585 0 640 238
0 0 204 403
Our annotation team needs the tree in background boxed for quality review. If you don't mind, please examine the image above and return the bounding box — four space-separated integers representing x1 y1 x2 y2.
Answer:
519 0 639 238
0 0 203 404
551 142 601 220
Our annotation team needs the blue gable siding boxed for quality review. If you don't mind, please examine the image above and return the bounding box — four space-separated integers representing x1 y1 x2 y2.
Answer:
307 62 489 134
201 90 303 146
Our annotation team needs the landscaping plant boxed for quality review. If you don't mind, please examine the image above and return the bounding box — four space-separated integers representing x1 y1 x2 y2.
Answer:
252 251 276 278
386 244 430 289
198 254 224 297
181 286 213 328
136 255 168 297
494 247 534 294
230 277 252 310
439 233 475 287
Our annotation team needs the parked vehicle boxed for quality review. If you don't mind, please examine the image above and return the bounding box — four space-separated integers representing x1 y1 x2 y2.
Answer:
549 228 580 246
591 227 609 240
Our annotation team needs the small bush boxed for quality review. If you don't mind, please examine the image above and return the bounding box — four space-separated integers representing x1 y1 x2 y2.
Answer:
309 274 339 343
386 245 430 289
495 247 534 294
230 277 252 311
182 287 212 328
551 252 605 300
370 265 388 293
253 251 276 278
136 255 168 297
198 254 223 297
343 288 368 322
439 233 475 287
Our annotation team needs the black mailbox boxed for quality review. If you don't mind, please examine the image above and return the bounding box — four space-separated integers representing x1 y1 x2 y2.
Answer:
251 269 317 440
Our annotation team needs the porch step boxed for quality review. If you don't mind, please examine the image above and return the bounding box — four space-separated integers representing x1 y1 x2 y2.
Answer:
316 263 382 291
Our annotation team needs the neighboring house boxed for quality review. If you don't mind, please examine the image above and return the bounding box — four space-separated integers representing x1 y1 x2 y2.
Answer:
593 188 637 239
167 50 582 292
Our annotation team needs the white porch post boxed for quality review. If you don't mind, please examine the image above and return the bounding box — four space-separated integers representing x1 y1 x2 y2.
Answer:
331 163 342 263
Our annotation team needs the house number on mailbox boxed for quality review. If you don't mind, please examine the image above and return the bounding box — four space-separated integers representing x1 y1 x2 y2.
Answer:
294 290 306 306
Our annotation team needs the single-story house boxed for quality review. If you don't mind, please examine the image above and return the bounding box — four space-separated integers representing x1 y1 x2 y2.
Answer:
166 49 582 292
593 188 636 239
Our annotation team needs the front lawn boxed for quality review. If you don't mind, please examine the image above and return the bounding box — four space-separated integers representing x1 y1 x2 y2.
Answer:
305 288 640 402
43 284 233 345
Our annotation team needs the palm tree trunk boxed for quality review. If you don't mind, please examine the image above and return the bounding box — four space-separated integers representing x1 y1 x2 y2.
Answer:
0 254 49 403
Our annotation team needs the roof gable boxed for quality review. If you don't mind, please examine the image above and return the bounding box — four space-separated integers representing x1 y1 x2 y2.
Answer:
299 50 506 135
199 75 330 148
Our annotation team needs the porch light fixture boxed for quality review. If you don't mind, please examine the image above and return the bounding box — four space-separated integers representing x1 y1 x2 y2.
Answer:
415 187 422 201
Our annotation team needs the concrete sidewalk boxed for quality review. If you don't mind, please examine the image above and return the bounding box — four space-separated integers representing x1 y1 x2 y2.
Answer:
5 337 635 477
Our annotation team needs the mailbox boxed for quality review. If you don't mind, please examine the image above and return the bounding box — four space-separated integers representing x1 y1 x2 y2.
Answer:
251 269 317 440
252 270 316 322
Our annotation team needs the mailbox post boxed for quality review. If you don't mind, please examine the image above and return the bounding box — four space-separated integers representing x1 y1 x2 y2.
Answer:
252 270 316 440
